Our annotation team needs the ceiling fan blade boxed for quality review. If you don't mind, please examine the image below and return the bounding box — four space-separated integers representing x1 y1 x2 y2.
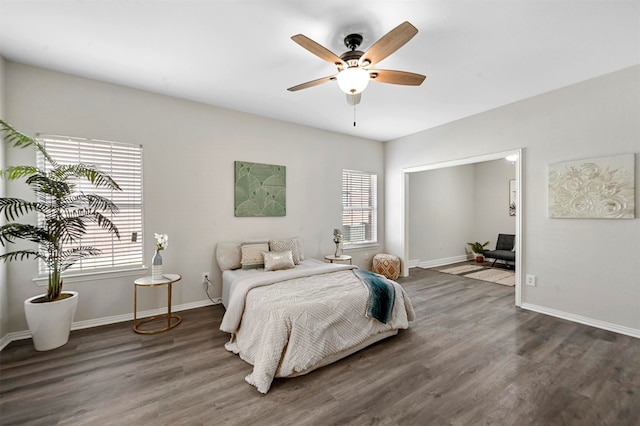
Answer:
287 75 336 92
291 34 346 68
370 69 426 86
359 21 418 68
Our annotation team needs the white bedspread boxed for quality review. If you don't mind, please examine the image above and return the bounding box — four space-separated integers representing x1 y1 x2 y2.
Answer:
220 262 415 393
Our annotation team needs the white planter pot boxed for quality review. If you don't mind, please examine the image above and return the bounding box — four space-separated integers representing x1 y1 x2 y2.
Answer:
24 291 79 351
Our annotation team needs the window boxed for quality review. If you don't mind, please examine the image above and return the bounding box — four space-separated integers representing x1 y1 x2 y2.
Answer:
341 169 377 246
38 135 144 274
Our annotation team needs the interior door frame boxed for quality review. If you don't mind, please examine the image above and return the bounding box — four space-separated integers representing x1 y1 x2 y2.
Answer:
401 148 523 306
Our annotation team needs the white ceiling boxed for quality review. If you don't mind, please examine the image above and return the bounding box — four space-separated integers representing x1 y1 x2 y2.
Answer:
1 1 638 142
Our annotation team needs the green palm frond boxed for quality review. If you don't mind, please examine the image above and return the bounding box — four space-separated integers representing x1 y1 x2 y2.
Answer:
0 165 39 180
26 173 73 198
0 198 41 221
0 223 51 246
0 249 42 263
53 164 121 191
1 120 122 301
0 119 56 166
47 216 87 244
95 214 120 239
58 247 102 271
84 193 119 212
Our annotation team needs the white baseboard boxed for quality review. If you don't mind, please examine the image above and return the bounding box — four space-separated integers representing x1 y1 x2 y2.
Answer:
0 331 30 350
520 303 640 339
0 298 221 351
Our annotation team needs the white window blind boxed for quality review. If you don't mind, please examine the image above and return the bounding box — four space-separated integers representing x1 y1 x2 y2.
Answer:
37 135 144 273
341 169 377 245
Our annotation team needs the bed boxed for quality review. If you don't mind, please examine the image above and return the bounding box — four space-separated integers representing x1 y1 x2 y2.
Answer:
217 240 415 394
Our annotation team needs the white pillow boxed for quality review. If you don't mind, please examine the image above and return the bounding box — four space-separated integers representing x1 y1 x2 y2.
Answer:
280 236 305 261
263 250 295 271
270 239 300 264
216 242 241 271
292 237 305 261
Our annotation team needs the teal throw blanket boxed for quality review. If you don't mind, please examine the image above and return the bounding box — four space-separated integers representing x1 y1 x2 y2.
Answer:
354 269 395 324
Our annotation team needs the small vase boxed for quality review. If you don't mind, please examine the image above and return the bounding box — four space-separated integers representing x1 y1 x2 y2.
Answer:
334 242 342 257
152 249 163 279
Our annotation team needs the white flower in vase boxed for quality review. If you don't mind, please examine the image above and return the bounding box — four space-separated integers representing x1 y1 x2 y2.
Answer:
333 228 343 244
154 233 169 250
152 233 168 279
333 228 343 257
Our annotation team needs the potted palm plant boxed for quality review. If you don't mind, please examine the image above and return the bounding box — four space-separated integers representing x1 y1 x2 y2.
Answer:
0 120 121 350
467 241 489 263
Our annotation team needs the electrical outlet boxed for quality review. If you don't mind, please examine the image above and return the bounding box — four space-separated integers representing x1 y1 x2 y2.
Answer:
202 272 210 285
526 274 536 287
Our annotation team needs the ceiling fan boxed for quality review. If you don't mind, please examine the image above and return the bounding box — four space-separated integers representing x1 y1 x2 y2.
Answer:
287 21 426 105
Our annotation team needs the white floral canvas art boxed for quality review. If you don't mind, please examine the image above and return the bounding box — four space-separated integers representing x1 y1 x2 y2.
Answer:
549 154 635 219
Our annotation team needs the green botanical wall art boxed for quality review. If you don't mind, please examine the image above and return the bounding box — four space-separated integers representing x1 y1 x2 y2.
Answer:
234 161 286 217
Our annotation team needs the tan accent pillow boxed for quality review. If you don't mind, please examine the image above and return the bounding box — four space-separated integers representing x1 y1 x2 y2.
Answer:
241 241 269 269
263 250 295 271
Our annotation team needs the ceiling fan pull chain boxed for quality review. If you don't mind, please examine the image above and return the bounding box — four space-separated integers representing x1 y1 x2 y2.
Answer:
353 103 357 127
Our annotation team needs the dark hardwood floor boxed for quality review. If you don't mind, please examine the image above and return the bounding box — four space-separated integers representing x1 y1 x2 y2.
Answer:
1 267 639 425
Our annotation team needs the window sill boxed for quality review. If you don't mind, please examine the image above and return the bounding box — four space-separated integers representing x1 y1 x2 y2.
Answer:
32 267 148 287
343 243 380 252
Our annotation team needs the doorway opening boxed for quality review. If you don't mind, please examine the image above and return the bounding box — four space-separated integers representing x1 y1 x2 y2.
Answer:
401 149 523 306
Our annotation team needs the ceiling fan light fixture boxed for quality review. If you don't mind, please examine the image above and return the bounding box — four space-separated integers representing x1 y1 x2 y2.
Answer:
336 67 370 95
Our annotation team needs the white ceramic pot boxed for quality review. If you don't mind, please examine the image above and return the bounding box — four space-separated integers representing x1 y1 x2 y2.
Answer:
24 291 79 351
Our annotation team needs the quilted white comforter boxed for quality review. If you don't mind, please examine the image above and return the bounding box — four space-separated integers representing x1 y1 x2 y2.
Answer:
220 262 415 393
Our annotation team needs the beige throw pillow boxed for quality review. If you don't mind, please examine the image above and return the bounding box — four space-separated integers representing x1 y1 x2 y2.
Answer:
263 250 295 271
216 242 242 270
270 239 300 264
241 242 269 269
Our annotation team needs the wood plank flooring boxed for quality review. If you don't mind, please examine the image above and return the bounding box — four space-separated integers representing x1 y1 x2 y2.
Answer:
1 267 639 425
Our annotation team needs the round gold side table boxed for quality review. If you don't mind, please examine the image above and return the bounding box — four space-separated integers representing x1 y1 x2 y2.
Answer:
133 273 182 334
324 254 353 264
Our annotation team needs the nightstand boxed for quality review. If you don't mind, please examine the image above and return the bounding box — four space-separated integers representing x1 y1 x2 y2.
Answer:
133 273 182 334
324 254 352 265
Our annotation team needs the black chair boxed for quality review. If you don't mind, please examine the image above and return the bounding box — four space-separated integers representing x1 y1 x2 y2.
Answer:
484 234 516 267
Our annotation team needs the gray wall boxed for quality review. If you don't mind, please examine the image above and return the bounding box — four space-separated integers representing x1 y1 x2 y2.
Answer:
2 61 385 336
408 164 475 266
386 65 640 336
473 159 517 246
0 57 7 340
2 60 638 343
408 159 515 267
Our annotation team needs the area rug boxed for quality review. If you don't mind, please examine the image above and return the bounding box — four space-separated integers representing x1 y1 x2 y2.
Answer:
439 264 485 275
465 268 515 286
438 263 515 286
